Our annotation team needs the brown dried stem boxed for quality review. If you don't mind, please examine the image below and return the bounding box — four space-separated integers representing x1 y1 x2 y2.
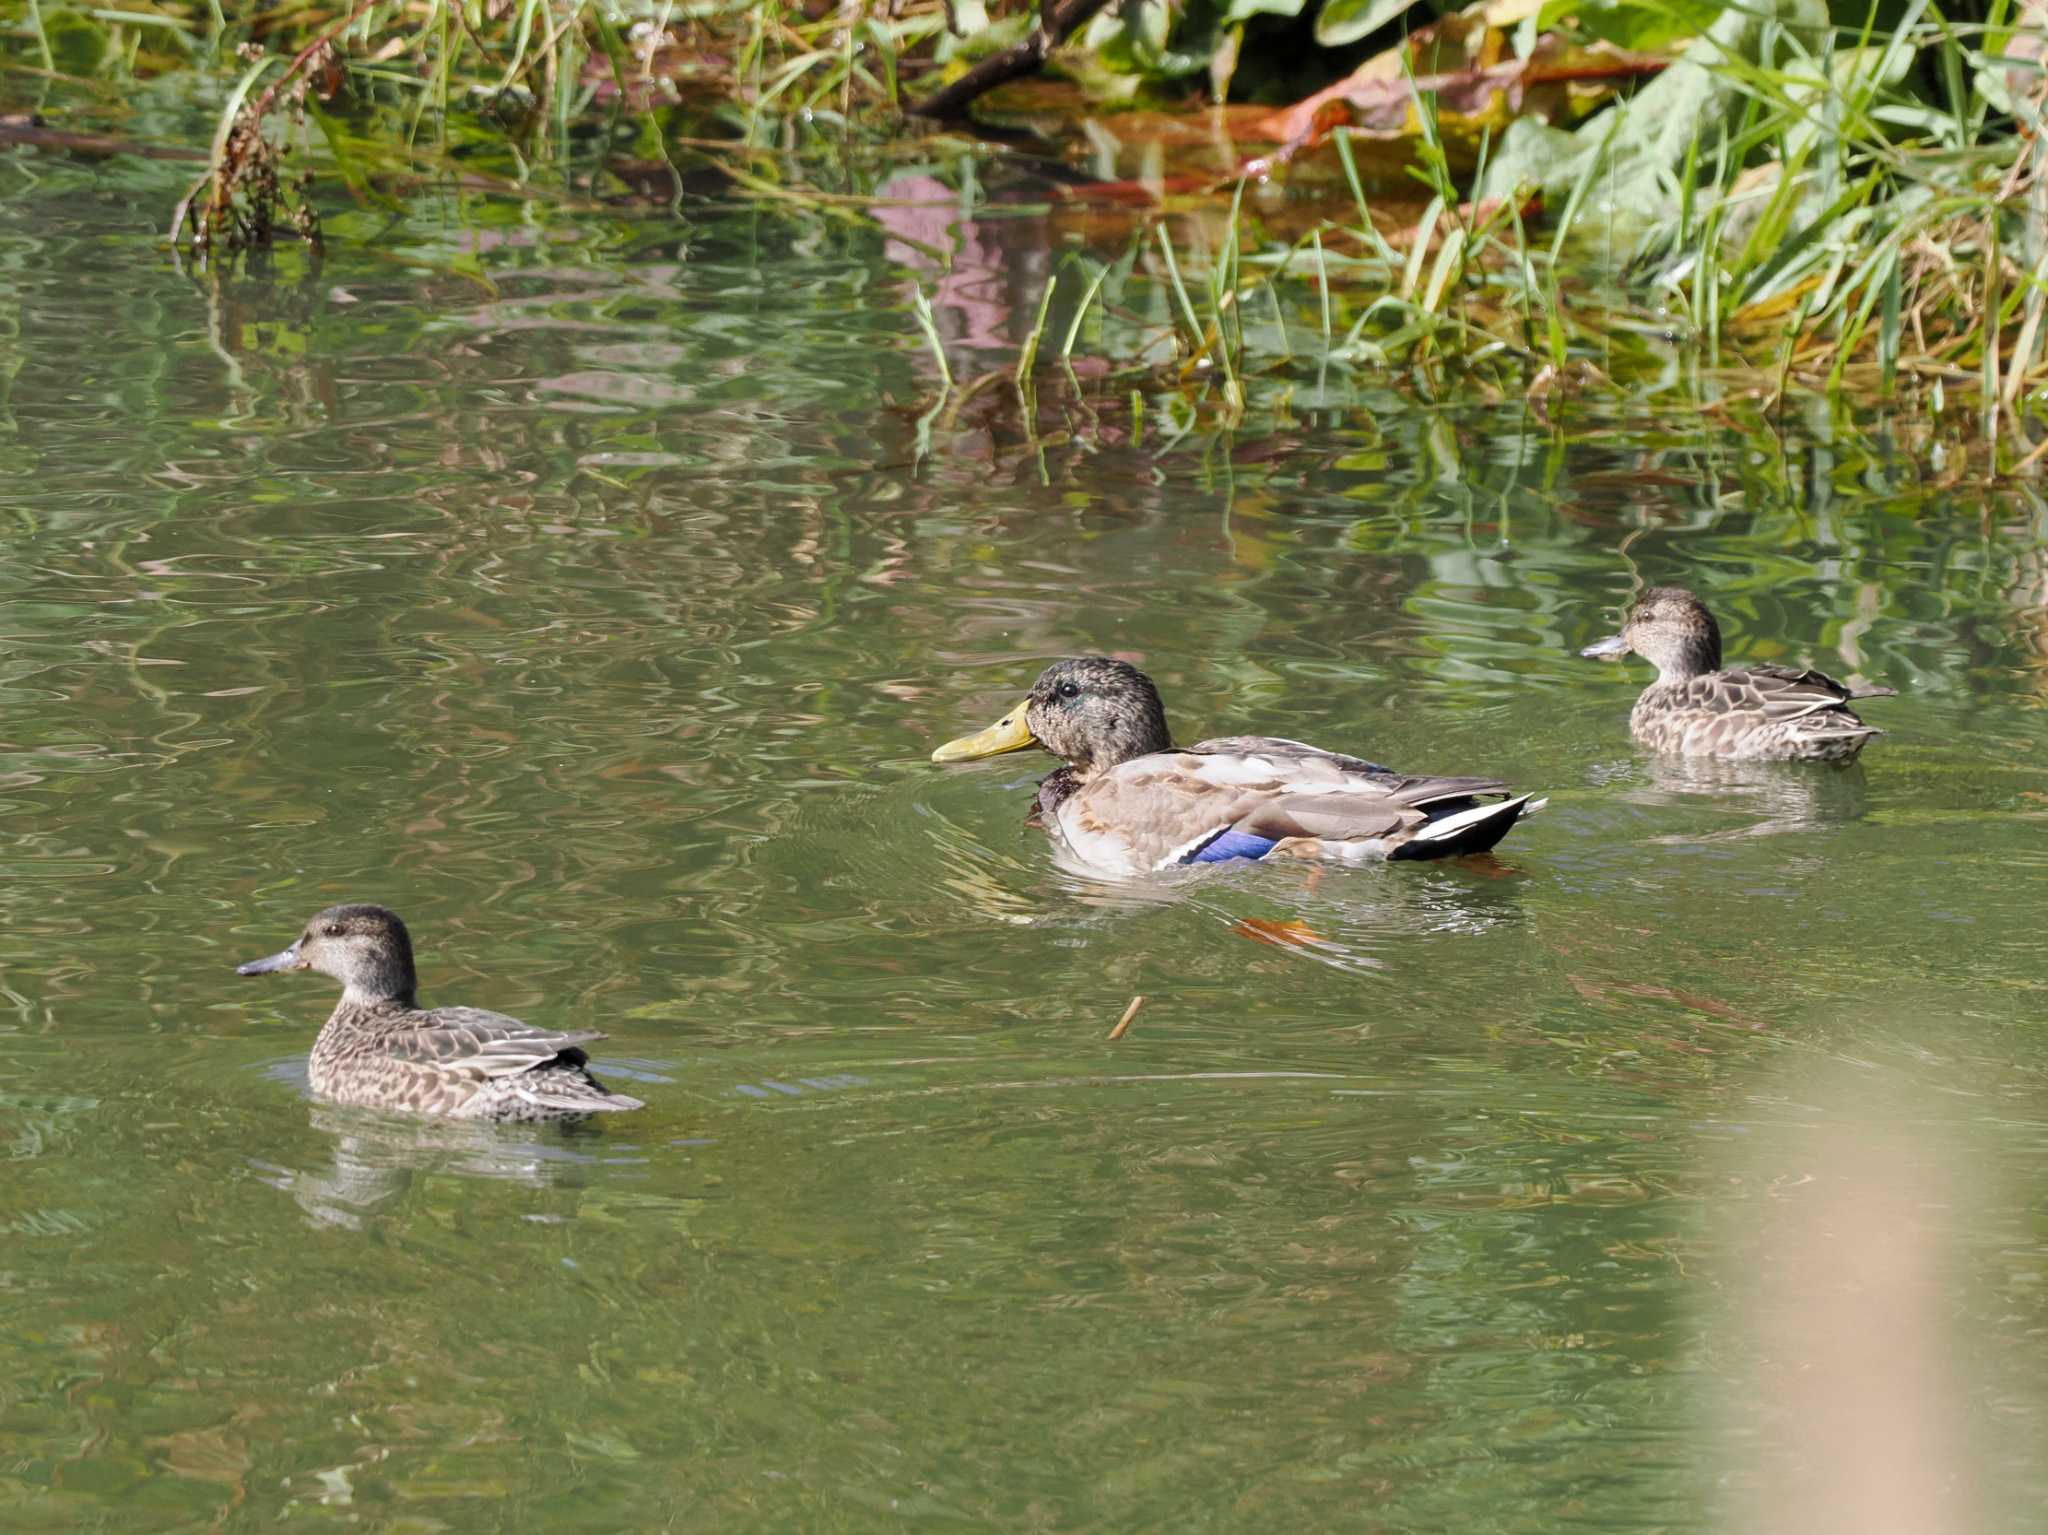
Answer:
906 0 1117 119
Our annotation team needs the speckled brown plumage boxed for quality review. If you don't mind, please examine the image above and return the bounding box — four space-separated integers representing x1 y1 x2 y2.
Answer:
936 657 1544 874
1582 587 1894 762
237 904 645 1122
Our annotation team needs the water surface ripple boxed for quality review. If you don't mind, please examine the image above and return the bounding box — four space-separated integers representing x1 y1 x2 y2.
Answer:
0 154 2045 1532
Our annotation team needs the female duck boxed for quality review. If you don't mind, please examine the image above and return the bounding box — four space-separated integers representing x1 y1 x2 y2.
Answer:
1581 586 1893 761
237 904 644 1122
931 656 1542 875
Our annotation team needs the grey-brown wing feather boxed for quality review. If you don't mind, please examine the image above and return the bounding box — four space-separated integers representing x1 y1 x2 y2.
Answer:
388 1007 609 1079
1366 772 1513 803
1693 668 1884 730
1236 793 1422 843
1186 735 1399 777
1235 769 1512 842
1180 744 1507 798
1745 662 1895 698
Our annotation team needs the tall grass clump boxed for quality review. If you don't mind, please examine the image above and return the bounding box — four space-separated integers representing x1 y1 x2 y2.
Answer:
6 0 2045 461
1063 6 2048 460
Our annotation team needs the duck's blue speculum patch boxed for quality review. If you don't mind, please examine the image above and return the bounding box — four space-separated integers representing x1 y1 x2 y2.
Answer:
1185 828 1280 864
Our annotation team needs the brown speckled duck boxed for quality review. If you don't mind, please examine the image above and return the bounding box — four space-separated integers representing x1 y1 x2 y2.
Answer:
931 657 1543 874
1581 587 1894 761
237 904 644 1122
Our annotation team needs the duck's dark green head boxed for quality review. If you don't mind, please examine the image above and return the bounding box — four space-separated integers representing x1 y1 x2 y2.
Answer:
1582 586 1723 682
237 903 419 1007
931 656 1173 777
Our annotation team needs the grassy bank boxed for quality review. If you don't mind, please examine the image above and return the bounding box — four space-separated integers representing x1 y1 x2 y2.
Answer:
5 0 2047 469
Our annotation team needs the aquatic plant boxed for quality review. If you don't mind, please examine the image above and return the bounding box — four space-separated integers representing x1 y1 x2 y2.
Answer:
4 0 2045 464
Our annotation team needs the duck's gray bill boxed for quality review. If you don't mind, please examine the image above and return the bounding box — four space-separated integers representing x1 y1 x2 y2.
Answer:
1580 635 1630 659
236 946 301 976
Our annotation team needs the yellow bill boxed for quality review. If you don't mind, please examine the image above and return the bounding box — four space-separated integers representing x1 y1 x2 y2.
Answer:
931 698 1038 762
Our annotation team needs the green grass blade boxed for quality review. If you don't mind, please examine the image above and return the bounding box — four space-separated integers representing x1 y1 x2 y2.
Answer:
911 285 952 391
1017 272 1057 382
1060 259 1112 361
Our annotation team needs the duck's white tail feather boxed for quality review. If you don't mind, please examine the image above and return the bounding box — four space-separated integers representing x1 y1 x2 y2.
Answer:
1392 793 1540 861
513 1080 645 1114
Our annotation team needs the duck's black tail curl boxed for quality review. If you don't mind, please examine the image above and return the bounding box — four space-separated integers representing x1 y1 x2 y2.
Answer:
1391 793 1544 861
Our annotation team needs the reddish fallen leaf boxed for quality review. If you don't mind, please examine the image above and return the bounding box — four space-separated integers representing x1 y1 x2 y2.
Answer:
1045 173 1217 206
1566 974 1762 1029
1568 973 1609 1005
1442 850 1524 878
1650 985 1764 1029
1233 917 1326 948
1251 33 1669 160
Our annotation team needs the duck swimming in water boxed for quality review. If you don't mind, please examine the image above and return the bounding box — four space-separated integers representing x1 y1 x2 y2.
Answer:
1581 587 1894 762
236 904 644 1122
931 656 1543 875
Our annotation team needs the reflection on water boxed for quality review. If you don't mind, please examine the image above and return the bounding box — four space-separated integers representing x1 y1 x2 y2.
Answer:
253 1101 641 1230
0 145 2046 1530
1604 753 1875 842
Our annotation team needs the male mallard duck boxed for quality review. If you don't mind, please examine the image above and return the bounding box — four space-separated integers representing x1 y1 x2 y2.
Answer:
1581 586 1894 761
930 657 1543 874
236 904 644 1122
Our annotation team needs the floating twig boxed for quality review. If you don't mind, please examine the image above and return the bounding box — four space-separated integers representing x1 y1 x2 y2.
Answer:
1107 995 1144 1041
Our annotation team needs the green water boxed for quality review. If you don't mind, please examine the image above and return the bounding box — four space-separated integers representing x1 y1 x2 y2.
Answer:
3 147 2048 1533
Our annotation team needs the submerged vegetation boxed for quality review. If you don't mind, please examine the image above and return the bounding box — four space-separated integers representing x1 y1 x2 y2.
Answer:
5 0 2048 467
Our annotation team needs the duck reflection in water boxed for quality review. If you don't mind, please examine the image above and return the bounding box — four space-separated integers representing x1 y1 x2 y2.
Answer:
251 1101 624 1230
1607 753 1874 844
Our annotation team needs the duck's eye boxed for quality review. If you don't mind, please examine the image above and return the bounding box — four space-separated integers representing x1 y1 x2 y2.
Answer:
323 923 345 938
1056 681 1081 702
